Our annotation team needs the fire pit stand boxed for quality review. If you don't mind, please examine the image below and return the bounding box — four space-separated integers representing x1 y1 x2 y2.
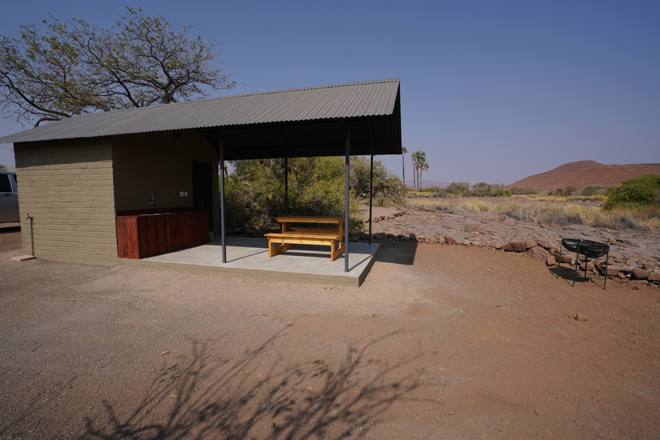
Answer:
557 238 610 289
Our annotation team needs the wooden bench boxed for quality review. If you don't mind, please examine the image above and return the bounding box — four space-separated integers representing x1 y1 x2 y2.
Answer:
264 216 345 261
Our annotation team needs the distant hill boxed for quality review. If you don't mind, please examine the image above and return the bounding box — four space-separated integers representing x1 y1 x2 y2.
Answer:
506 161 660 192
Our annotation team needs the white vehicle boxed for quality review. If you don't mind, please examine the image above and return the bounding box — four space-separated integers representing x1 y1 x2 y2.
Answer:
0 171 19 224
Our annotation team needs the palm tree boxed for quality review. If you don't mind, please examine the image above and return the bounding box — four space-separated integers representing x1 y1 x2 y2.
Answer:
411 150 427 190
411 151 417 191
401 146 407 188
420 162 429 190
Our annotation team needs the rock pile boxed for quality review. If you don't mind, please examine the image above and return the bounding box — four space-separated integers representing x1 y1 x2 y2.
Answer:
362 207 660 286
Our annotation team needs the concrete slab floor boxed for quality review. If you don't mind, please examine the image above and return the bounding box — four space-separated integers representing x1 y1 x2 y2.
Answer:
121 237 380 286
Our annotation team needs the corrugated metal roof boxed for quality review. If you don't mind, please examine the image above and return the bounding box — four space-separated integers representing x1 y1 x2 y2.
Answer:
0 79 400 144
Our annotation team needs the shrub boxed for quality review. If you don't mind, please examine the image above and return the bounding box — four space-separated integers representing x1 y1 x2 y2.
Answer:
373 195 390 207
470 182 505 197
445 182 470 197
508 187 538 195
425 185 444 193
604 174 660 209
224 156 403 233
580 186 602 196
551 186 578 196
348 156 406 203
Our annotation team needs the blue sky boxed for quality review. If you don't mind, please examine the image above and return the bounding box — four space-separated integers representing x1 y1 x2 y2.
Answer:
1 0 658 185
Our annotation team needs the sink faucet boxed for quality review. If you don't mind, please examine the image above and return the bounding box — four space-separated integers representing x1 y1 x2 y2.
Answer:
147 193 159 205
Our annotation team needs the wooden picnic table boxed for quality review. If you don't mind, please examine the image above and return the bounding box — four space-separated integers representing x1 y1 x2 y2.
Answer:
264 216 345 260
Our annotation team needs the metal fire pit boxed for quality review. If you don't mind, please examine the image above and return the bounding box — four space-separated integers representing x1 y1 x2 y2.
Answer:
558 238 610 289
561 238 610 259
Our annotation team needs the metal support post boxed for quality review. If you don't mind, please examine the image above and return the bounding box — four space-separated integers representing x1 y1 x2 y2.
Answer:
369 152 374 245
219 132 227 263
284 156 289 214
344 119 350 273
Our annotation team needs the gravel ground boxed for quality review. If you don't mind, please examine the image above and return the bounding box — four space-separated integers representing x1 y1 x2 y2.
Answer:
1 227 659 439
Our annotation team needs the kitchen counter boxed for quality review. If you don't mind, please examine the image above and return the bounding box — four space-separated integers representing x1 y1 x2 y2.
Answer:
116 210 209 259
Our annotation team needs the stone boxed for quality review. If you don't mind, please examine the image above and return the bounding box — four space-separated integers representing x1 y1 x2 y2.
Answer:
358 232 369 241
632 267 652 280
493 240 505 250
579 262 595 272
617 272 626 279
444 236 457 245
527 246 551 260
546 255 557 266
409 233 417 242
552 252 572 264
570 314 588 321
599 264 633 277
436 236 446 245
526 240 537 250
503 241 527 252
648 273 660 282
374 232 387 240
462 239 471 246
539 241 554 250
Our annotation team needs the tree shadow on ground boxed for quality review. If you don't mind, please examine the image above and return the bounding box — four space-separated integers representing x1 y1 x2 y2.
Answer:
79 326 424 439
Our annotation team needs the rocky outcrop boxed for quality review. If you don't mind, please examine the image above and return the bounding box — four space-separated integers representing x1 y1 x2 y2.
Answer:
363 206 660 286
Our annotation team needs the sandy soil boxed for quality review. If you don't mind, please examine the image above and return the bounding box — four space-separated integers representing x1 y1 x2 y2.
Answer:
1 227 659 439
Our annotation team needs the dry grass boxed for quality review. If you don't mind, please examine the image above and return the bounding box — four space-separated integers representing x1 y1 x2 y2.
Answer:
407 197 660 232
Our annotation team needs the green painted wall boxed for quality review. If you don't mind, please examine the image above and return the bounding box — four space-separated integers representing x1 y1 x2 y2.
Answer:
14 140 118 264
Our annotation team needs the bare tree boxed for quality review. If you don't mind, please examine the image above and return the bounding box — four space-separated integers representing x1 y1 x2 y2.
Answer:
0 7 235 127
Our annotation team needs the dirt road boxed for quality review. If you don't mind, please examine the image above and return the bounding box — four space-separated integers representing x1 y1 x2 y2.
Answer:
1 228 658 439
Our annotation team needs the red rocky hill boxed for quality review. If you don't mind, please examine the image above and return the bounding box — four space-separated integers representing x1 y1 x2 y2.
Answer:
507 160 660 193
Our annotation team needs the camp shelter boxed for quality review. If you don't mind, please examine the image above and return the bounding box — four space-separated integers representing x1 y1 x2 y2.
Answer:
0 79 402 273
